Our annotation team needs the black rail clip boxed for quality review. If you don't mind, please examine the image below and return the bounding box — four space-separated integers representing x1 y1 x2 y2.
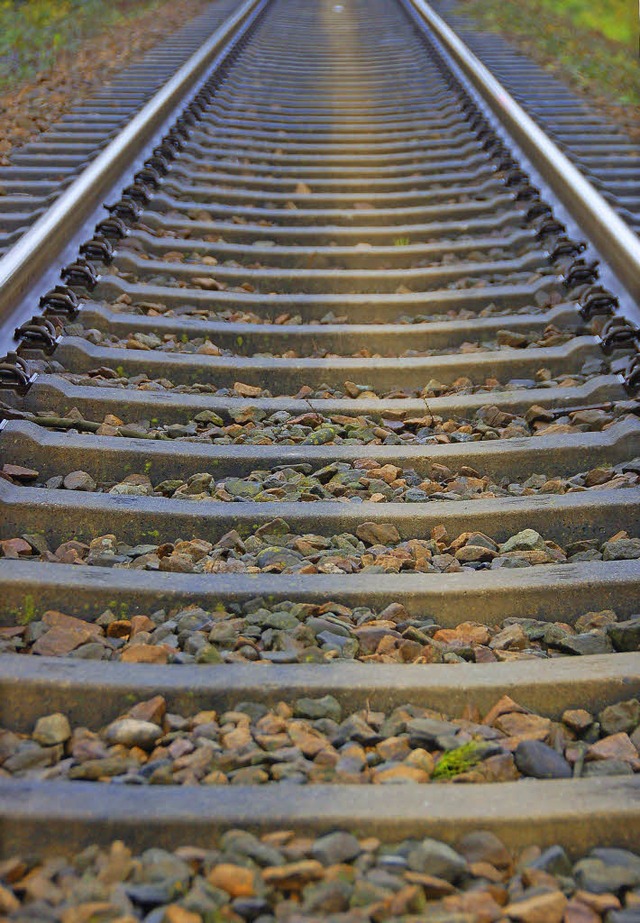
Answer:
153 141 179 163
39 285 81 318
61 258 100 290
515 184 541 202
578 285 618 321
0 352 37 394
145 153 171 176
599 317 640 355
105 197 142 223
122 182 152 206
79 235 115 265
95 215 129 242
623 356 640 394
535 219 566 241
14 316 61 353
167 127 187 149
526 202 552 222
134 166 162 189
563 258 599 289
505 168 529 188
549 237 587 263
495 155 517 174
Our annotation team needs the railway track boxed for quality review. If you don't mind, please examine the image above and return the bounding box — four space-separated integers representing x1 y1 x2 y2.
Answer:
430 0 640 235
1 0 640 918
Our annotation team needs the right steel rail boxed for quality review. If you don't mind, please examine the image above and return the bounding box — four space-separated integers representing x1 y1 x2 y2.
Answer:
405 0 640 305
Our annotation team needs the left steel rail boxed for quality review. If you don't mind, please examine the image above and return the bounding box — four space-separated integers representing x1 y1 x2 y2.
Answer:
0 0 268 322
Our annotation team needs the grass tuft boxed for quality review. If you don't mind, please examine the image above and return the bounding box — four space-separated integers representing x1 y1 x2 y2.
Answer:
432 740 487 779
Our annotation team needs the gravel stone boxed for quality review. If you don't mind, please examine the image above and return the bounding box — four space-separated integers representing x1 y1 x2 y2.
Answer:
514 740 573 779
32 713 72 746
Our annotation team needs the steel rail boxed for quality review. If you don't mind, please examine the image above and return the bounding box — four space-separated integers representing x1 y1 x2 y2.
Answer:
0 0 267 321
405 0 640 306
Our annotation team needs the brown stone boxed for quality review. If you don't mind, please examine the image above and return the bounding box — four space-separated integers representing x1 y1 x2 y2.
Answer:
32 625 93 656
0 537 33 557
233 381 262 397
468 861 504 883
442 889 504 921
207 864 255 897
372 764 429 783
54 540 90 563
60 902 123 923
504 890 567 922
262 860 325 889
163 907 202 923
288 722 331 757
489 624 529 651
368 464 402 483
562 709 593 733
476 753 519 782
376 736 411 762
563 899 601 923
403 871 456 897
456 831 511 870
129 696 166 725
120 645 169 664
130 615 156 635
434 622 491 645
356 522 401 545
96 841 133 886
587 732 640 764
43 611 103 636
0 884 20 914
2 464 39 481
107 620 132 638
494 713 551 741
574 891 620 913
483 696 529 726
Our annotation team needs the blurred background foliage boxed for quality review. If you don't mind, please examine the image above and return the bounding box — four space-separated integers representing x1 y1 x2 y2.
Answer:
0 0 162 90
458 0 639 107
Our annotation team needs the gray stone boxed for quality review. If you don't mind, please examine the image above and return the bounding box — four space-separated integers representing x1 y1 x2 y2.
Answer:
604 910 640 923
407 838 468 882
554 633 613 656
499 529 546 554
294 695 342 722
256 548 304 569
514 740 572 779
312 831 362 865
103 718 163 750
63 470 96 491
261 611 300 631
599 700 640 736
528 845 572 877
302 878 353 913
591 848 640 875
582 760 634 777
455 831 510 870
68 643 109 660
407 717 460 749
574 857 640 893
602 539 640 561
141 847 192 887
608 619 640 652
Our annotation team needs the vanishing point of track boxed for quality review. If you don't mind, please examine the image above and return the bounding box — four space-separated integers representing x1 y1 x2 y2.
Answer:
0 0 640 916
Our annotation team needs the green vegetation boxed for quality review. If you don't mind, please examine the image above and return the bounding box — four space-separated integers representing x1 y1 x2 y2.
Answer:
457 0 640 107
432 740 487 779
17 594 37 625
0 0 162 91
